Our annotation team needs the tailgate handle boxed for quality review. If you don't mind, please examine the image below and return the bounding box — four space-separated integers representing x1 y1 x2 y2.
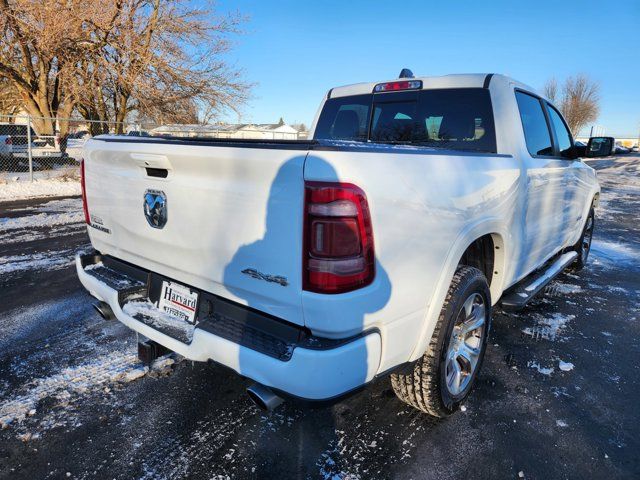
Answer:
130 153 172 170
146 167 168 178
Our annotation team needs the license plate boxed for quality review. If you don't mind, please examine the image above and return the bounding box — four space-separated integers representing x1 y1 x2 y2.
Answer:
158 281 199 324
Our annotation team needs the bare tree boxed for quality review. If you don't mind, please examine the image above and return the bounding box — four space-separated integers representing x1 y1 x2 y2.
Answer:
0 0 116 136
544 77 558 104
76 0 250 133
544 74 600 135
0 0 250 136
0 77 22 116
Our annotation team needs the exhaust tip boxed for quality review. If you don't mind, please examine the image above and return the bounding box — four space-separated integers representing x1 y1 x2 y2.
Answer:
247 383 284 412
93 301 114 320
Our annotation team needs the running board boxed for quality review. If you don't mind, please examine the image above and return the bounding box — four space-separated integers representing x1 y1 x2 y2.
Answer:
500 251 578 310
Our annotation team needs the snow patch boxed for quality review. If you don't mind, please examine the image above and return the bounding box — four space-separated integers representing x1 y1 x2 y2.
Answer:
0 176 80 201
0 249 77 275
550 282 582 295
522 313 575 341
0 351 175 432
0 351 141 429
527 361 554 376
558 360 574 372
0 209 83 231
590 240 639 265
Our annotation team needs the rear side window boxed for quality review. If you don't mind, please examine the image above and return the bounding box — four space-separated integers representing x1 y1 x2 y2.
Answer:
314 94 371 141
515 91 553 156
315 88 497 153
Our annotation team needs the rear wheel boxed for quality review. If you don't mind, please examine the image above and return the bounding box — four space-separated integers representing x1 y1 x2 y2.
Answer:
390 266 491 417
573 208 594 270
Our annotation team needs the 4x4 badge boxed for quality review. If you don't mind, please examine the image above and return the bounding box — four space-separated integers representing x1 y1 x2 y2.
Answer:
241 268 288 287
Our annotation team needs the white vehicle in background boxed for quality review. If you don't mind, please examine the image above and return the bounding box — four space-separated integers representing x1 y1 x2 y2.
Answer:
76 71 611 417
0 123 68 168
12 136 68 163
0 134 12 162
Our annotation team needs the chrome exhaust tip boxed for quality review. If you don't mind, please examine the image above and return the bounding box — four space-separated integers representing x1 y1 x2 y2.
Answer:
93 301 114 320
247 383 284 412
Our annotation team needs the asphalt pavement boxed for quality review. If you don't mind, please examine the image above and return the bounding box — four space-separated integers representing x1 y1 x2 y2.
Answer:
0 156 638 479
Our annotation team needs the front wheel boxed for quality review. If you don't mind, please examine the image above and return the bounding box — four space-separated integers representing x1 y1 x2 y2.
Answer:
573 208 594 270
390 266 491 417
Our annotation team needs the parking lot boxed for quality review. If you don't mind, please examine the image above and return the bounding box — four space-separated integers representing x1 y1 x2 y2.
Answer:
0 156 638 479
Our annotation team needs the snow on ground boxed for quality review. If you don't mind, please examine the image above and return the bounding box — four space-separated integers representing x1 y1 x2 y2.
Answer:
522 312 575 341
0 197 84 246
0 245 92 276
0 223 85 245
0 351 176 434
528 361 554 376
590 240 640 265
0 209 83 231
0 175 80 201
0 249 77 275
558 360 574 372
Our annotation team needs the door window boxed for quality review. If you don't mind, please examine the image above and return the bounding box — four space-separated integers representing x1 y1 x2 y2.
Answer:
515 91 554 156
547 104 574 158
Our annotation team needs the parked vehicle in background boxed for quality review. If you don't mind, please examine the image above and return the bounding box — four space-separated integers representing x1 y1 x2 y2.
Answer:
68 130 91 140
0 133 12 165
616 145 629 154
76 72 611 417
0 122 71 169
630 145 639 153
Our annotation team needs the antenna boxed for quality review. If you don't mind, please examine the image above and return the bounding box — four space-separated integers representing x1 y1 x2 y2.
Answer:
399 68 415 79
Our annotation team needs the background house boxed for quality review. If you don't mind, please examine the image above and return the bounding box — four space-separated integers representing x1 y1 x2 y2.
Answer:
150 123 302 140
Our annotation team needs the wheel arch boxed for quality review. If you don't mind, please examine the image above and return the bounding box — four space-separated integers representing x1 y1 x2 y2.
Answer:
408 220 508 362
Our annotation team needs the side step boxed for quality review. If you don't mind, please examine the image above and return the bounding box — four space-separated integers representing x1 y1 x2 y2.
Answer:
500 251 578 310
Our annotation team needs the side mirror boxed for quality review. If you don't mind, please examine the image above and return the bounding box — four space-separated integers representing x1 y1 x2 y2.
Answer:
585 137 614 158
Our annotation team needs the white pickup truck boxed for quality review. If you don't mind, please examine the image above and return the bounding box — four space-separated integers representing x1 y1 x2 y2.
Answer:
76 72 612 416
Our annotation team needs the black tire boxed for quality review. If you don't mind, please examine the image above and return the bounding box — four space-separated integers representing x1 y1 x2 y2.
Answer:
390 266 491 417
572 208 594 270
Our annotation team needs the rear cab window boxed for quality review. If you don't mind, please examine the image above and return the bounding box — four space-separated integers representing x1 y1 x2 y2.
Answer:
314 88 497 153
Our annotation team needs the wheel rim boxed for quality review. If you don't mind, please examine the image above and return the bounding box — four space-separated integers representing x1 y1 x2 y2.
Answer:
582 214 594 260
445 293 486 396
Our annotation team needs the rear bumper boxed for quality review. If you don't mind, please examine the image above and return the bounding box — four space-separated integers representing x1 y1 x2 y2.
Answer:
76 252 381 401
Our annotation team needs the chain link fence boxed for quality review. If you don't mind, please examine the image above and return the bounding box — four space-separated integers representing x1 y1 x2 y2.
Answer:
1 114 309 185
0 114 139 182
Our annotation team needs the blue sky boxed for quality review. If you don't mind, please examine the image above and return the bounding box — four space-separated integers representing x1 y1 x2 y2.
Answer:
216 0 639 137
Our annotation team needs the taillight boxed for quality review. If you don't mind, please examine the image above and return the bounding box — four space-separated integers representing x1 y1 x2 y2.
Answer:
4 137 11 145
303 181 375 293
80 159 90 224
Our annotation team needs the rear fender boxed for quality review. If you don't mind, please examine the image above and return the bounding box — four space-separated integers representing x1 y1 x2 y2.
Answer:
408 219 507 362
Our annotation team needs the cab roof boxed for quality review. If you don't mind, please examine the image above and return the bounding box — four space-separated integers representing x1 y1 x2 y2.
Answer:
328 73 540 100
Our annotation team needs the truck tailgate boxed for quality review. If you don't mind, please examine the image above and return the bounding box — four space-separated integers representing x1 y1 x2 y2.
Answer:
83 138 308 325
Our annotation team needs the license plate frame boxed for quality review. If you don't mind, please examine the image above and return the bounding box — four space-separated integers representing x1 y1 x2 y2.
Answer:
158 280 199 324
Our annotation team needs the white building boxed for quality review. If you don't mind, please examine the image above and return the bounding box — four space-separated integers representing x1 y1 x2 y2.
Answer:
150 123 302 140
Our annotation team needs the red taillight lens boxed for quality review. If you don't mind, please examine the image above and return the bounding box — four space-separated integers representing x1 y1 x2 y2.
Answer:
5 137 11 145
80 159 90 225
303 182 375 294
